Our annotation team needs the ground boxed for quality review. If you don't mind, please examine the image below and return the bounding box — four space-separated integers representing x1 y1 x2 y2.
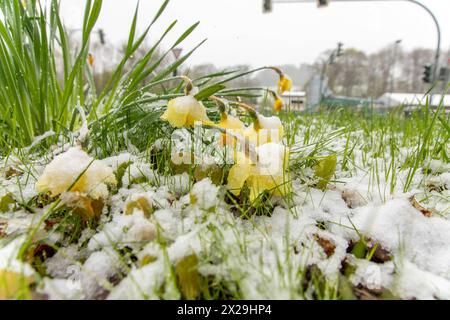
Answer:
0 109 448 300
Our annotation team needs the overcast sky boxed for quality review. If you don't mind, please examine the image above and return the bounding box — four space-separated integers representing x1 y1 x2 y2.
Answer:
60 0 450 67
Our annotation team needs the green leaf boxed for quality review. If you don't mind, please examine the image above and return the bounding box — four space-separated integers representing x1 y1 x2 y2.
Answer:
314 155 337 190
194 84 226 100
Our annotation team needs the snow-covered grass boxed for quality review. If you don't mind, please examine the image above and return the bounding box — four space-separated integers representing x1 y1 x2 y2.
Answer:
1 103 448 300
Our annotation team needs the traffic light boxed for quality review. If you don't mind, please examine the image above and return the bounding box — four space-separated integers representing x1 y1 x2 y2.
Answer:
317 0 329 8
422 64 432 83
263 0 272 13
336 42 344 57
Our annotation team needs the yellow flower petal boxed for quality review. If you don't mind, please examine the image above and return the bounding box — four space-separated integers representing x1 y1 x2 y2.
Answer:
227 153 253 196
219 115 245 147
278 74 292 94
274 97 283 112
162 95 211 128
247 175 272 201
249 143 291 200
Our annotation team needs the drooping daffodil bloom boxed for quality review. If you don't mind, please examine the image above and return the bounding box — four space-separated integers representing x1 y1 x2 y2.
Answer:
244 114 284 146
218 113 246 147
36 147 116 199
87 53 94 67
161 95 212 128
227 142 290 201
277 73 292 94
273 95 284 112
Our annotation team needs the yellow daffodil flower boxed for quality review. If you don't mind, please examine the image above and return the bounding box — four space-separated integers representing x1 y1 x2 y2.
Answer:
218 113 245 147
244 114 284 146
227 143 290 201
278 74 292 94
273 96 284 112
87 53 94 66
36 147 116 199
161 95 212 128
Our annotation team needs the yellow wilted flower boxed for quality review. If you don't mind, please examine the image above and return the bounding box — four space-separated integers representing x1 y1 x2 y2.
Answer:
278 74 292 94
87 53 94 66
161 95 212 128
273 95 284 112
244 114 284 146
227 143 290 201
36 147 116 199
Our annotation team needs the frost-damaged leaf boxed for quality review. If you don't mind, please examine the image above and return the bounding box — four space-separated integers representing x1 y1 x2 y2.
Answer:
314 234 336 257
60 192 104 220
314 155 337 190
194 164 223 185
0 193 15 212
125 195 153 217
0 270 34 299
338 274 357 300
175 254 204 300
409 195 433 217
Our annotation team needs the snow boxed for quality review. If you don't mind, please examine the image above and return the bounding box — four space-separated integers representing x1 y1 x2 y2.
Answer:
393 260 450 300
0 236 35 276
190 178 219 210
344 197 450 279
80 249 122 299
1 118 449 300
45 245 82 279
39 278 84 300
88 210 156 252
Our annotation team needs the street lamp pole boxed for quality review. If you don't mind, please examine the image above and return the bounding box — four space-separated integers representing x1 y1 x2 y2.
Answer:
390 39 402 94
271 0 442 83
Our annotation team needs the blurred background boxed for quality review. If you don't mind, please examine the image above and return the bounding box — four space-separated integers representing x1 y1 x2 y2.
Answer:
60 0 450 111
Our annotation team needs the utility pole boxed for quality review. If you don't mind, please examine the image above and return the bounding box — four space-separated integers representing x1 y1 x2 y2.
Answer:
389 39 402 94
319 42 344 105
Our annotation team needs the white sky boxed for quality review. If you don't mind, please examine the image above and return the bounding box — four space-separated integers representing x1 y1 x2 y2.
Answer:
60 0 450 67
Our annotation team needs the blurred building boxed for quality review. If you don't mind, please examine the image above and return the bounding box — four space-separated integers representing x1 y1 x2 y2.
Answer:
378 93 450 113
282 91 306 111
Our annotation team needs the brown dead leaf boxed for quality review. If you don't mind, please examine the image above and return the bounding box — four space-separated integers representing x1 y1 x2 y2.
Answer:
0 220 6 238
60 192 104 220
314 234 336 257
4 167 23 179
410 195 433 217
124 195 153 217
370 243 392 263
353 284 383 300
